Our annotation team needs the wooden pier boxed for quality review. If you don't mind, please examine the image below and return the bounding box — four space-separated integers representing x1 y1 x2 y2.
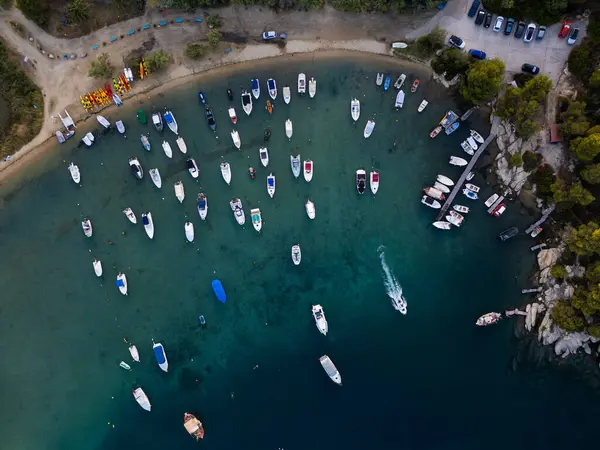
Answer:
460 106 480 122
436 133 497 221
524 204 556 235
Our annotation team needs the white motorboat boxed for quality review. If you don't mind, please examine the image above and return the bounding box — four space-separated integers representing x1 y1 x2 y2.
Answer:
267 78 277 100
418 100 428 112
312 304 328 335
437 174 454 186
446 213 463 227
251 79 260 99
259 147 269 167
466 171 475 181
461 140 474 155
285 119 293 140
454 204 470 213
142 212 154 239
129 344 140 362
185 221 194 242
308 77 316 98
290 154 301 178
467 136 478 151
231 130 241 149
116 272 128 295
421 195 441 209
303 160 313 182
394 74 406 89
305 200 316 219
465 183 480 193
220 162 232 185
433 181 450 194
476 312 502 326
364 120 375 138
82 132 94 147
230 198 245 225
93 259 103 277
68 162 80 183
433 221 452 230
140 135 151 151
370 171 379 194
228 107 237 124
152 341 168 372
164 110 178 135
149 168 162 188
97 115 110 129
133 387 151 411
283 85 291 104
470 129 484 144
484 193 499 207
187 158 199 179
176 137 187 154
116 120 125 134
319 355 342 386
424 187 445 200
251 208 262 232
292 244 301 265
450 210 465 222
463 189 478 200
449 156 468 167
376 73 384 86
123 208 137 224
266 173 276 198
351 98 360 122
394 90 405 108
241 91 253 115
129 157 143 179
152 111 163 131
197 193 208 220
298 73 306 94
82 218 92 237
174 181 185 203
162 141 173 159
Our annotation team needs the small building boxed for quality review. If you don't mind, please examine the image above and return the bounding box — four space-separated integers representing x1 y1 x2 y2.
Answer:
550 123 562 144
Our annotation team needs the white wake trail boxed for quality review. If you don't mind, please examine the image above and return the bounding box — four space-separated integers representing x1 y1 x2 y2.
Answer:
378 247 407 314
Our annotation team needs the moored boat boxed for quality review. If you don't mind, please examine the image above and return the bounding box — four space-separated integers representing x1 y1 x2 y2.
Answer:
492 203 506 218
93 258 103 277
259 147 269 167
432 221 452 230
265 100 273 115
231 130 241 149
305 199 316 219
370 171 379 194
453 204 470 213
267 173 276 198
205 106 216 131
176 137 187 154
351 98 360 122
466 171 475 181
290 154 301 178
241 91 253 115
447 211 464 227
465 183 480 193
120 361 131 371
319 355 341 385
394 73 406 89
499 227 519 241
152 341 168 372
463 189 478 200
129 157 143 179
531 226 543 238
356 169 366 194
123 207 137 223
437 174 454 186
470 129 484 143
418 100 428 112
149 168 162 188
429 126 442 139
440 110 459 128
484 193 499 207
449 156 468 167
68 162 80 183
133 387 151 411
228 106 237 124
164 110 178 135
421 195 441 209
152 111 163 131
174 181 185 203
116 272 128 295
197 193 208 220
308 77 317 98
185 221 194 242
267 78 277 100
424 186 445 200
142 212 154 239
230 198 246 225
82 132 95 147
303 160 313 182
411 79 420 93
137 109 147 124
162 140 173 159
461 140 474 155
292 244 301 265
298 73 306 94
248 167 256 179
445 122 460 135
184 413 205 440
187 158 199 179
140 135 151 151
364 119 375 138
129 344 140 362
433 181 450 194
283 85 291 104
251 208 262 232
312 304 328 335
212 279 226 303
394 90 405 109
376 72 384 86
97 115 110 129
220 162 232 185
467 136 478 151
476 312 502 326
198 91 206 104
116 120 125 134
251 79 260 99
285 119 293 139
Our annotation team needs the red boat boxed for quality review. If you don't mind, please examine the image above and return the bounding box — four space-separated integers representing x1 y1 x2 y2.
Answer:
184 413 205 440
476 312 501 326
492 203 506 218
429 125 442 139
411 79 420 93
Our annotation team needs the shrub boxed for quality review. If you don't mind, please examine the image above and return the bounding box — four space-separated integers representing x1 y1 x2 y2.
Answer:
509 153 523 167
587 323 600 339
185 43 208 60
568 44 594 83
88 53 114 78
531 164 556 200
431 48 470 80
207 30 222 48
206 14 223 29
551 300 585 332
145 50 170 72
16 0 50 26
522 151 540 171
66 0 91 24
551 265 567 280
581 163 600 184
570 134 600 162
461 58 505 104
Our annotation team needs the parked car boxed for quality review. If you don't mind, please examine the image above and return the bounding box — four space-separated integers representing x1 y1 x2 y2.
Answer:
475 9 486 25
524 23 536 42
467 0 481 17
514 21 527 39
493 16 504 32
504 18 515 35
568 28 580 45
536 25 546 40
468 49 487 60
558 21 571 38
522 63 540 75
448 35 466 49
262 31 277 40
484 12 493 28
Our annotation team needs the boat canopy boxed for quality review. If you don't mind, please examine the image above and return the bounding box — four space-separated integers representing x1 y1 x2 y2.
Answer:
185 420 200 434
116 279 125 287
142 216 149 225
153 345 167 363
268 178 274 186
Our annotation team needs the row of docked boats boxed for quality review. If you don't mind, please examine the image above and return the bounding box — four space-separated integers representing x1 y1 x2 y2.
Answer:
249 75 316 101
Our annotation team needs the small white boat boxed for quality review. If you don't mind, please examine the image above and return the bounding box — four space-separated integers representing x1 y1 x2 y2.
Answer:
421 195 441 209
220 162 232 185
298 73 306 94
466 171 475 181
437 174 454 186
231 130 241 149
176 137 187 154
97 115 110 129
285 119 293 140
68 162 80 183
162 141 173 159
394 90 405 108
476 312 502 326
230 198 245 225
266 173 276 198
149 168 162 188
82 132 94 147
418 100 428 112
392 42 408 49
92 259 102 277
164 110 178 135
185 221 194 242
152 112 163 132
446 213 463 227
174 181 185 203
351 98 360 122
259 147 269 167
303 160 313 182
133 387 151 411
463 189 478 200
116 272 128 295
484 193 499 207
290 154 301 178
364 120 375 138
129 344 140 362
267 78 277 100
251 79 260 99
465 183 480 193
461 140 474 155
453 204 470 213
370 171 379 194
467 136 478 150
433 221 452 230
123 208 137 223
187 158 199 179
142 212 154 239
450 210 465 222
433 181 450 194
305 200 316 220
308 77 316 98
319 355 342 386
228 107 237 124
394 74 406 89
152 341 168 372
292 244 301 265
251 208 262 232
120 361 131 370
376 73 384 86
82 218 92 237
424 187 445 200
449 156 468 167
241 91 253 115
197 193 208 220
113 93 123 106
116 120 125 134
283 85 291 104
312 304 328 335
140 135 151 151
470 129 484 144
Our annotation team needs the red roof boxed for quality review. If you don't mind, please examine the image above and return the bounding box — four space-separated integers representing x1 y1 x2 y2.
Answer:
550 124 562 143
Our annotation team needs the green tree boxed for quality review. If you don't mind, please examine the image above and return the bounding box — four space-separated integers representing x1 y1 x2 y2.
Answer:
88 53 114 79
568 45 593 82
207 30 222 48
581 163 600 184
586 125 600 136
431 48 470 80
531 164 556 200
66 0 90 24
587 323 600 339
551 264 567 280
572 285 600 317
522 75 552 102
552 180 595 206
497 85 521 119
206 14 223 29
565 222 600 256
552 300 585 331
514 100 541 138
522 151 540 171
560 100 589 138
461 58 505 104
16 0 49 26
145 50 170 73
509 153 523 167
185 43 208 60
570 134 600 162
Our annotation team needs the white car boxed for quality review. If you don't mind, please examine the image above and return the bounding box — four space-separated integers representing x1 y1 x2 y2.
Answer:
523 23 536 42
262 31 277 40
493 16 504 33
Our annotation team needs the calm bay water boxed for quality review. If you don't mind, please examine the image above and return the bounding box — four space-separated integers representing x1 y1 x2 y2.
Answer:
1 55 599 450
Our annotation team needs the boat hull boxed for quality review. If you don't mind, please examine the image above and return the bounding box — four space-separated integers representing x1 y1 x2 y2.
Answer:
212 280 226 303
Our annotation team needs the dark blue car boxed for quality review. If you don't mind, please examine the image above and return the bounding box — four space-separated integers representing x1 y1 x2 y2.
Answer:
468 49 487 60
468 0 481 17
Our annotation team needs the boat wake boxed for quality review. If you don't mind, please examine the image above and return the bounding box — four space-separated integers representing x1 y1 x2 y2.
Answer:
378 246 407 315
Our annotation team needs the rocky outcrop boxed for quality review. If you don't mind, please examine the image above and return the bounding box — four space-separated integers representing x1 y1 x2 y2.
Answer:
525 302 545 331
555 332 600 358
537 247 562 283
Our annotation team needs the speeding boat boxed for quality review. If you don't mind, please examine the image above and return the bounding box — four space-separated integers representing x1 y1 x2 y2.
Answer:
185 221 194 242
251 79 260 99
437 174 454 186
176 137 187 154
82 132 94 147
174 181 185 203
123 208 137 223
411 79 420 93
312 304 328 335
142 212 154 239
453 204 470 214
394 74 406 89
116 272 128 295
461 140 474 155
376 73 384 86
484 193 499 207
162 141 173 158
93 258 103 277
250 208 262 232
445 122 460 135
449 156 468 167
164 110 178 135
463 189 478 200
133 388 150 411
304 160 313 182
433 181 450 194
230 198 246 225
423 187 445 200
364 120 375 138
212 279 226 303
291 244 301 265
267 78 277 100
198 91 207 104
149 168 162 188
227 88 233 100
231 130 241 149
465 183 480 193
266 174 276 198
283 85 291 104
298 73 306 94
394 90 405 109
129 344 140 362
228 107 237 124
241 91 253 115
152 111 163 131
383 75 391 91
129 157 143 179
68 162 80 183
370 171 379 194
433 221 452 230
220 162 232 185
429 126 442 139
290 154 301 178
116 120 125 134
356 169 366 195
305 200 316 219
81 218 92 237
259 147 269 167
205 106 216 131
197 193 208 220
421 195 441 209
476 312 501 326
470 129 484 144
309 77 316 98
184 413 205 441
285 119 293 139
351 98 360 122
152 341 168 372
140 135 151 151
187 158 199 179
418 100 428 112
319 355 342 386
97 115 110 129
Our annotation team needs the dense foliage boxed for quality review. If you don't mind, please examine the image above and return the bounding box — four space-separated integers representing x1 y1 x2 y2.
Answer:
461 58 505 104
16 0 50 27
482 0 583 25
66 0 91 24
185 43 208 60
397 26 446 60
431 48 471 80
145 50 170 73
206 30 222 48
88 53 114 79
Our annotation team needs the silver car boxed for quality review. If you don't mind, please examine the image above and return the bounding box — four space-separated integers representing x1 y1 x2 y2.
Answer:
493 16 504 33
523 23 536 42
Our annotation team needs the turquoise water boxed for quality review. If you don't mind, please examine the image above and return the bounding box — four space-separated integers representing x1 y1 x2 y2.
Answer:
1 56 599 449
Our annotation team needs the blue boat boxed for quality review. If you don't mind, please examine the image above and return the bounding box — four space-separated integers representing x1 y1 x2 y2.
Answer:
383 76 391 91
212 280 226 303
152 341 169 372
198 91 206 104
199 315 206 326
251 79 260 99
445 122 460 135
